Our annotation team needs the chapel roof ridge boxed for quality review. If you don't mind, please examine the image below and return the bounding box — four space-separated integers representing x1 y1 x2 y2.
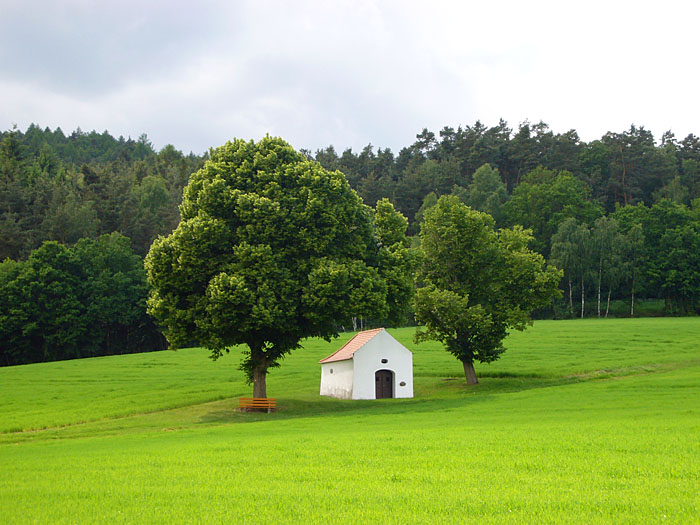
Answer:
319 327 384 363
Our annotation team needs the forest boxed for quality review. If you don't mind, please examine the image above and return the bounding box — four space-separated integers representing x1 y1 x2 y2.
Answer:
1 121 700 366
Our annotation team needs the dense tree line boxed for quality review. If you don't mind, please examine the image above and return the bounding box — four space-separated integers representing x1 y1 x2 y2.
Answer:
5 120 699 261
0 125 198 365
313 121 700 228
2 120 700 366
312 122 700 316
553 200 700 317
0 124 203 260
0 233 164 366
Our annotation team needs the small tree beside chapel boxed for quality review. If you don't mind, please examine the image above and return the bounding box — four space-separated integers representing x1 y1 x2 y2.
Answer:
145 137 411 397
414 196 561 385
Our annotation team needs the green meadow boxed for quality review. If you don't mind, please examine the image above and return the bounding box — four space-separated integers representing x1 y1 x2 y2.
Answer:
1 318 699 523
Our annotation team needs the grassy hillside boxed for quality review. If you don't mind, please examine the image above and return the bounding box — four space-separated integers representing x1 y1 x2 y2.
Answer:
1 318 699 523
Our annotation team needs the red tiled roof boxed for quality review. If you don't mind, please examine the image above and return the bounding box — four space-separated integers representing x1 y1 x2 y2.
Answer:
319 328 384 363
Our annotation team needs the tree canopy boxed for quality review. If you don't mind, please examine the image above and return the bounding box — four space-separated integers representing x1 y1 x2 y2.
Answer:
503 167 603 257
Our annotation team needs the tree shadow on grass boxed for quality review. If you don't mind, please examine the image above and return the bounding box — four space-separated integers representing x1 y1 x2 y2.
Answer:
197 362 698 426
196 376 554 426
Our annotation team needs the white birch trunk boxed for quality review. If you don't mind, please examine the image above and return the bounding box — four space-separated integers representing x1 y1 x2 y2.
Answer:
631 290 635 317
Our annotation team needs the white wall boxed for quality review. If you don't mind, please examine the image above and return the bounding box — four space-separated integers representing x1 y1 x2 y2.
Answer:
319 358 354 399
351 329 413 400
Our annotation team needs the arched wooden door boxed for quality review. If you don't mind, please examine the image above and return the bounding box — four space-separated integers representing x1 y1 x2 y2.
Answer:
375 369 393 399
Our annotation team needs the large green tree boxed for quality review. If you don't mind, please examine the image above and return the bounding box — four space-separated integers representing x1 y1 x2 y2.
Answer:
413 196 561 385
146 137 403 397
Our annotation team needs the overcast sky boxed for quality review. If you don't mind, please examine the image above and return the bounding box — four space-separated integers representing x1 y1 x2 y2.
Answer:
2 0 699 154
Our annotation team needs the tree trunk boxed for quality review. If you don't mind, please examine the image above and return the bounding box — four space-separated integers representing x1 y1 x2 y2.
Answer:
462 360 479 385
620 144 628 206
631 290 635 317
568 279 573 316
630 275 635 317
580 277 585 318
597 260 602 317
253 364 268 398
605 289 611 318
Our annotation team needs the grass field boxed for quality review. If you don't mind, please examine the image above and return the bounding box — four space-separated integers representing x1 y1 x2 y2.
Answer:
1 318 699 523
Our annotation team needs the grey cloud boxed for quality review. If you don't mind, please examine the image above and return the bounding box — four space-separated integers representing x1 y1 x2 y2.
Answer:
0 1 239 95
5 1 696 157
0 1 480 154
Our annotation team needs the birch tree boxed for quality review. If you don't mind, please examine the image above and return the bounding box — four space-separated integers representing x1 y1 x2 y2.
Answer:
571 222 592 318
550 218 579 316
591 216 623 317
625 224 644 316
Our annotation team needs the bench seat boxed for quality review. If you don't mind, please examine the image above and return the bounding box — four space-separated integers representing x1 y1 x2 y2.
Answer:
238 397 277 413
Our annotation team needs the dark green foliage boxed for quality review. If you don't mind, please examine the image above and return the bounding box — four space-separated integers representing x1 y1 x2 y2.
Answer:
4 118 700 370
546 199 700 317
5 119 700 259
655 224 700 314
612 200 700 314
0 124 202 260
0 234 163 366
601 126 675 207
310 122 700 239
374 198 419 325
413 191 438 226
0 125 203 364
590 216 627 317
550 218 596 318
4 120 700 265
464 163 508 225
503 167 603 257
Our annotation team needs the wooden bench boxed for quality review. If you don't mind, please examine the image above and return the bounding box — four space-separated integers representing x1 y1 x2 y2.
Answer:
238 397 277 413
